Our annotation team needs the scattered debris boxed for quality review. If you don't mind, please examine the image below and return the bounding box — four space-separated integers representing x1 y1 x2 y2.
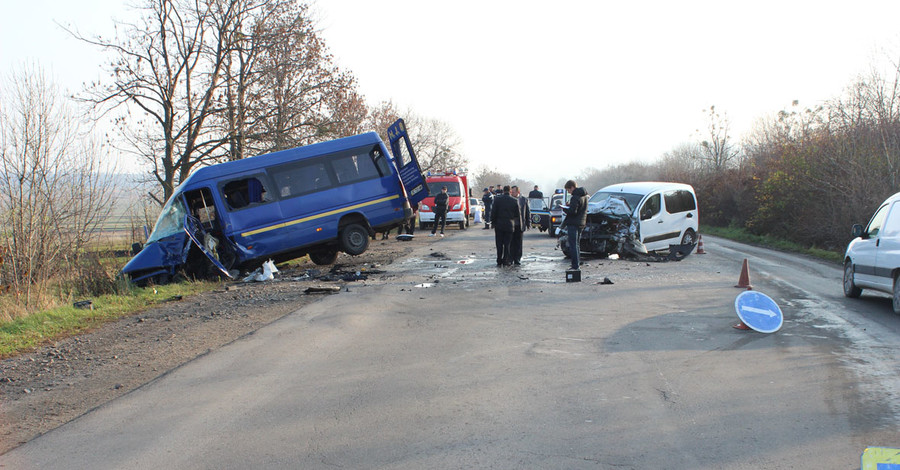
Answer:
415 283 433 288
73 300 93 310
597 277 614 285
242 259 278 282
303 286 341 294
429 252 450 260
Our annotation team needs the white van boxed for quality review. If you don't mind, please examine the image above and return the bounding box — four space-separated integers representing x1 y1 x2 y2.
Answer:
559 181 699 257
843 191 900 313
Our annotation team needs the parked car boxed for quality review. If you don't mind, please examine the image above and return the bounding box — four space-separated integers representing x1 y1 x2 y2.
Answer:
469 197 484 220
548 190 569 237
529 197 551 232
559 182 698 258
843 191 900 313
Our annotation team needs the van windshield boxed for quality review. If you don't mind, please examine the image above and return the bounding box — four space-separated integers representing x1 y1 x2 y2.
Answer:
147 196 187 243
427 182 461 196
589 191 643 212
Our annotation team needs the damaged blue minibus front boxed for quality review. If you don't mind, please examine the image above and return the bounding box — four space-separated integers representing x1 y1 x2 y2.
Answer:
122 119 428 285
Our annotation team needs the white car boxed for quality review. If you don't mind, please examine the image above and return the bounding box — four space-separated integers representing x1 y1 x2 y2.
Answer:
843 191 900 312
559 181 699 258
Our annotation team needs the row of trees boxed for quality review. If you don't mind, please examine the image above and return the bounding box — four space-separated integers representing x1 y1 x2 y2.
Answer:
73 0 466 204
0 0 468 315
0 68 117 313
575 56 900 253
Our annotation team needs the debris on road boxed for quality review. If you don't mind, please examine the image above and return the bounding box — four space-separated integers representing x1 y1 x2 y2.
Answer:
303 286 341 294
242 259 278 282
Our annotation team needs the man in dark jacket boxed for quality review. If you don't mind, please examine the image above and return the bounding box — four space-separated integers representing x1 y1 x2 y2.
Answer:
510 185 531 265
490 185 519 266
528 185 543 199
481 188 493 230
562 180 588 270
430 186 449 237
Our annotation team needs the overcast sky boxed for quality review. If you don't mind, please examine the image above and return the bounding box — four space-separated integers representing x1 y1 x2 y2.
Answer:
3 0 900 190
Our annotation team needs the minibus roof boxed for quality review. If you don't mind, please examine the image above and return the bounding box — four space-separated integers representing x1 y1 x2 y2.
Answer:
179 132 383 189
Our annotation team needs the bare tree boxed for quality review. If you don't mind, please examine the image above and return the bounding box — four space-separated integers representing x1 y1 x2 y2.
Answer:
698 105 739 172
404 114 467 173
73 0 237 204
0 66 115 310
247 2 363 153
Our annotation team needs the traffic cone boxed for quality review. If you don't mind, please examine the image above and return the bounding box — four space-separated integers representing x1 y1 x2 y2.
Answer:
732 320 751 330
735 258 752 289
696 235 706 254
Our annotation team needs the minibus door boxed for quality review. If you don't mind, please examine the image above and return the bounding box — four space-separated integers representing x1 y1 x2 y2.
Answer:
184 214 234 279
387 118 428 206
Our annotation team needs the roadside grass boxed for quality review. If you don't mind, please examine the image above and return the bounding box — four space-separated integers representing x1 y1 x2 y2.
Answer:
701 225 843 264
0 280 221 358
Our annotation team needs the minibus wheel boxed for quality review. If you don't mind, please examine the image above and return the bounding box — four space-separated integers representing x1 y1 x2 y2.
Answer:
309 249 338 265
340 223 370 255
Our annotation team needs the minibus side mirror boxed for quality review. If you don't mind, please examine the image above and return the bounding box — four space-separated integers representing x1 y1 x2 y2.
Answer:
851 224 864 239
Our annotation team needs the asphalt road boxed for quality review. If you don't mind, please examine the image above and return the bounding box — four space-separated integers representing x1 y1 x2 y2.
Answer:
2 230 898 469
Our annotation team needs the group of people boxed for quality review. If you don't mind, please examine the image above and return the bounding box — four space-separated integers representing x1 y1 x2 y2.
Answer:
481 181 588 270
390 180 589 271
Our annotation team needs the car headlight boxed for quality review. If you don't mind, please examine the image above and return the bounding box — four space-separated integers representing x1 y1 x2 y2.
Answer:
453 204 461 210
421 204 430 211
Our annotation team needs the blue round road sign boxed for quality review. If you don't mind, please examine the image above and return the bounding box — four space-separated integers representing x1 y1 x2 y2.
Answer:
734 291 783 333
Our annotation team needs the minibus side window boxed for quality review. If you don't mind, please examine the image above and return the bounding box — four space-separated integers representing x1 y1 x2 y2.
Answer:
222 176 272 211
272 161 332 199
332 150 380 185
372 146 391 176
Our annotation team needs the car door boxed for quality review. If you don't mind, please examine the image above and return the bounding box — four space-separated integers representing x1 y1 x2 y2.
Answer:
853 202 890 288
872 201 900 290
387 119 428 206
636 193 669 251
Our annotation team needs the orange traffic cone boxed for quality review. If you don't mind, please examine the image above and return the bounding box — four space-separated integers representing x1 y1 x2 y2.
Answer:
735 258 752 289
696 235 706 254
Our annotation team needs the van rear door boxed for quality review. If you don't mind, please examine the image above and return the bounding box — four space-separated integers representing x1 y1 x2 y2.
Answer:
387 119 428 206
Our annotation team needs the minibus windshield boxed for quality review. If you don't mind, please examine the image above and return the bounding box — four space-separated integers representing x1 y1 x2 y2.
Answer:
147 196 187 243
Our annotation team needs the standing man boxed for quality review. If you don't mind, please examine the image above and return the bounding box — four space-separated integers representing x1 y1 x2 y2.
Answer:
528 185 543 199
482 188 494 230
490 185 518 266
510 186 531 265
430 186 449 237
562 180 588 270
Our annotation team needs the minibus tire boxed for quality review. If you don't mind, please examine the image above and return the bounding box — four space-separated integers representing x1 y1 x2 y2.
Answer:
309 249 338 265
340 223 370 256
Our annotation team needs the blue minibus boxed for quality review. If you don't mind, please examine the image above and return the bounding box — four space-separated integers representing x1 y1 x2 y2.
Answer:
122 119 428 285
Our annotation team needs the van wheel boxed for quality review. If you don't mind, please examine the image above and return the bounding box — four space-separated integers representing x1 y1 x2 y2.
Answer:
892 276 900 314
459 221 465 230
843 261 862 298
309 248 338 265
340 223 369 256
681 229 696 246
